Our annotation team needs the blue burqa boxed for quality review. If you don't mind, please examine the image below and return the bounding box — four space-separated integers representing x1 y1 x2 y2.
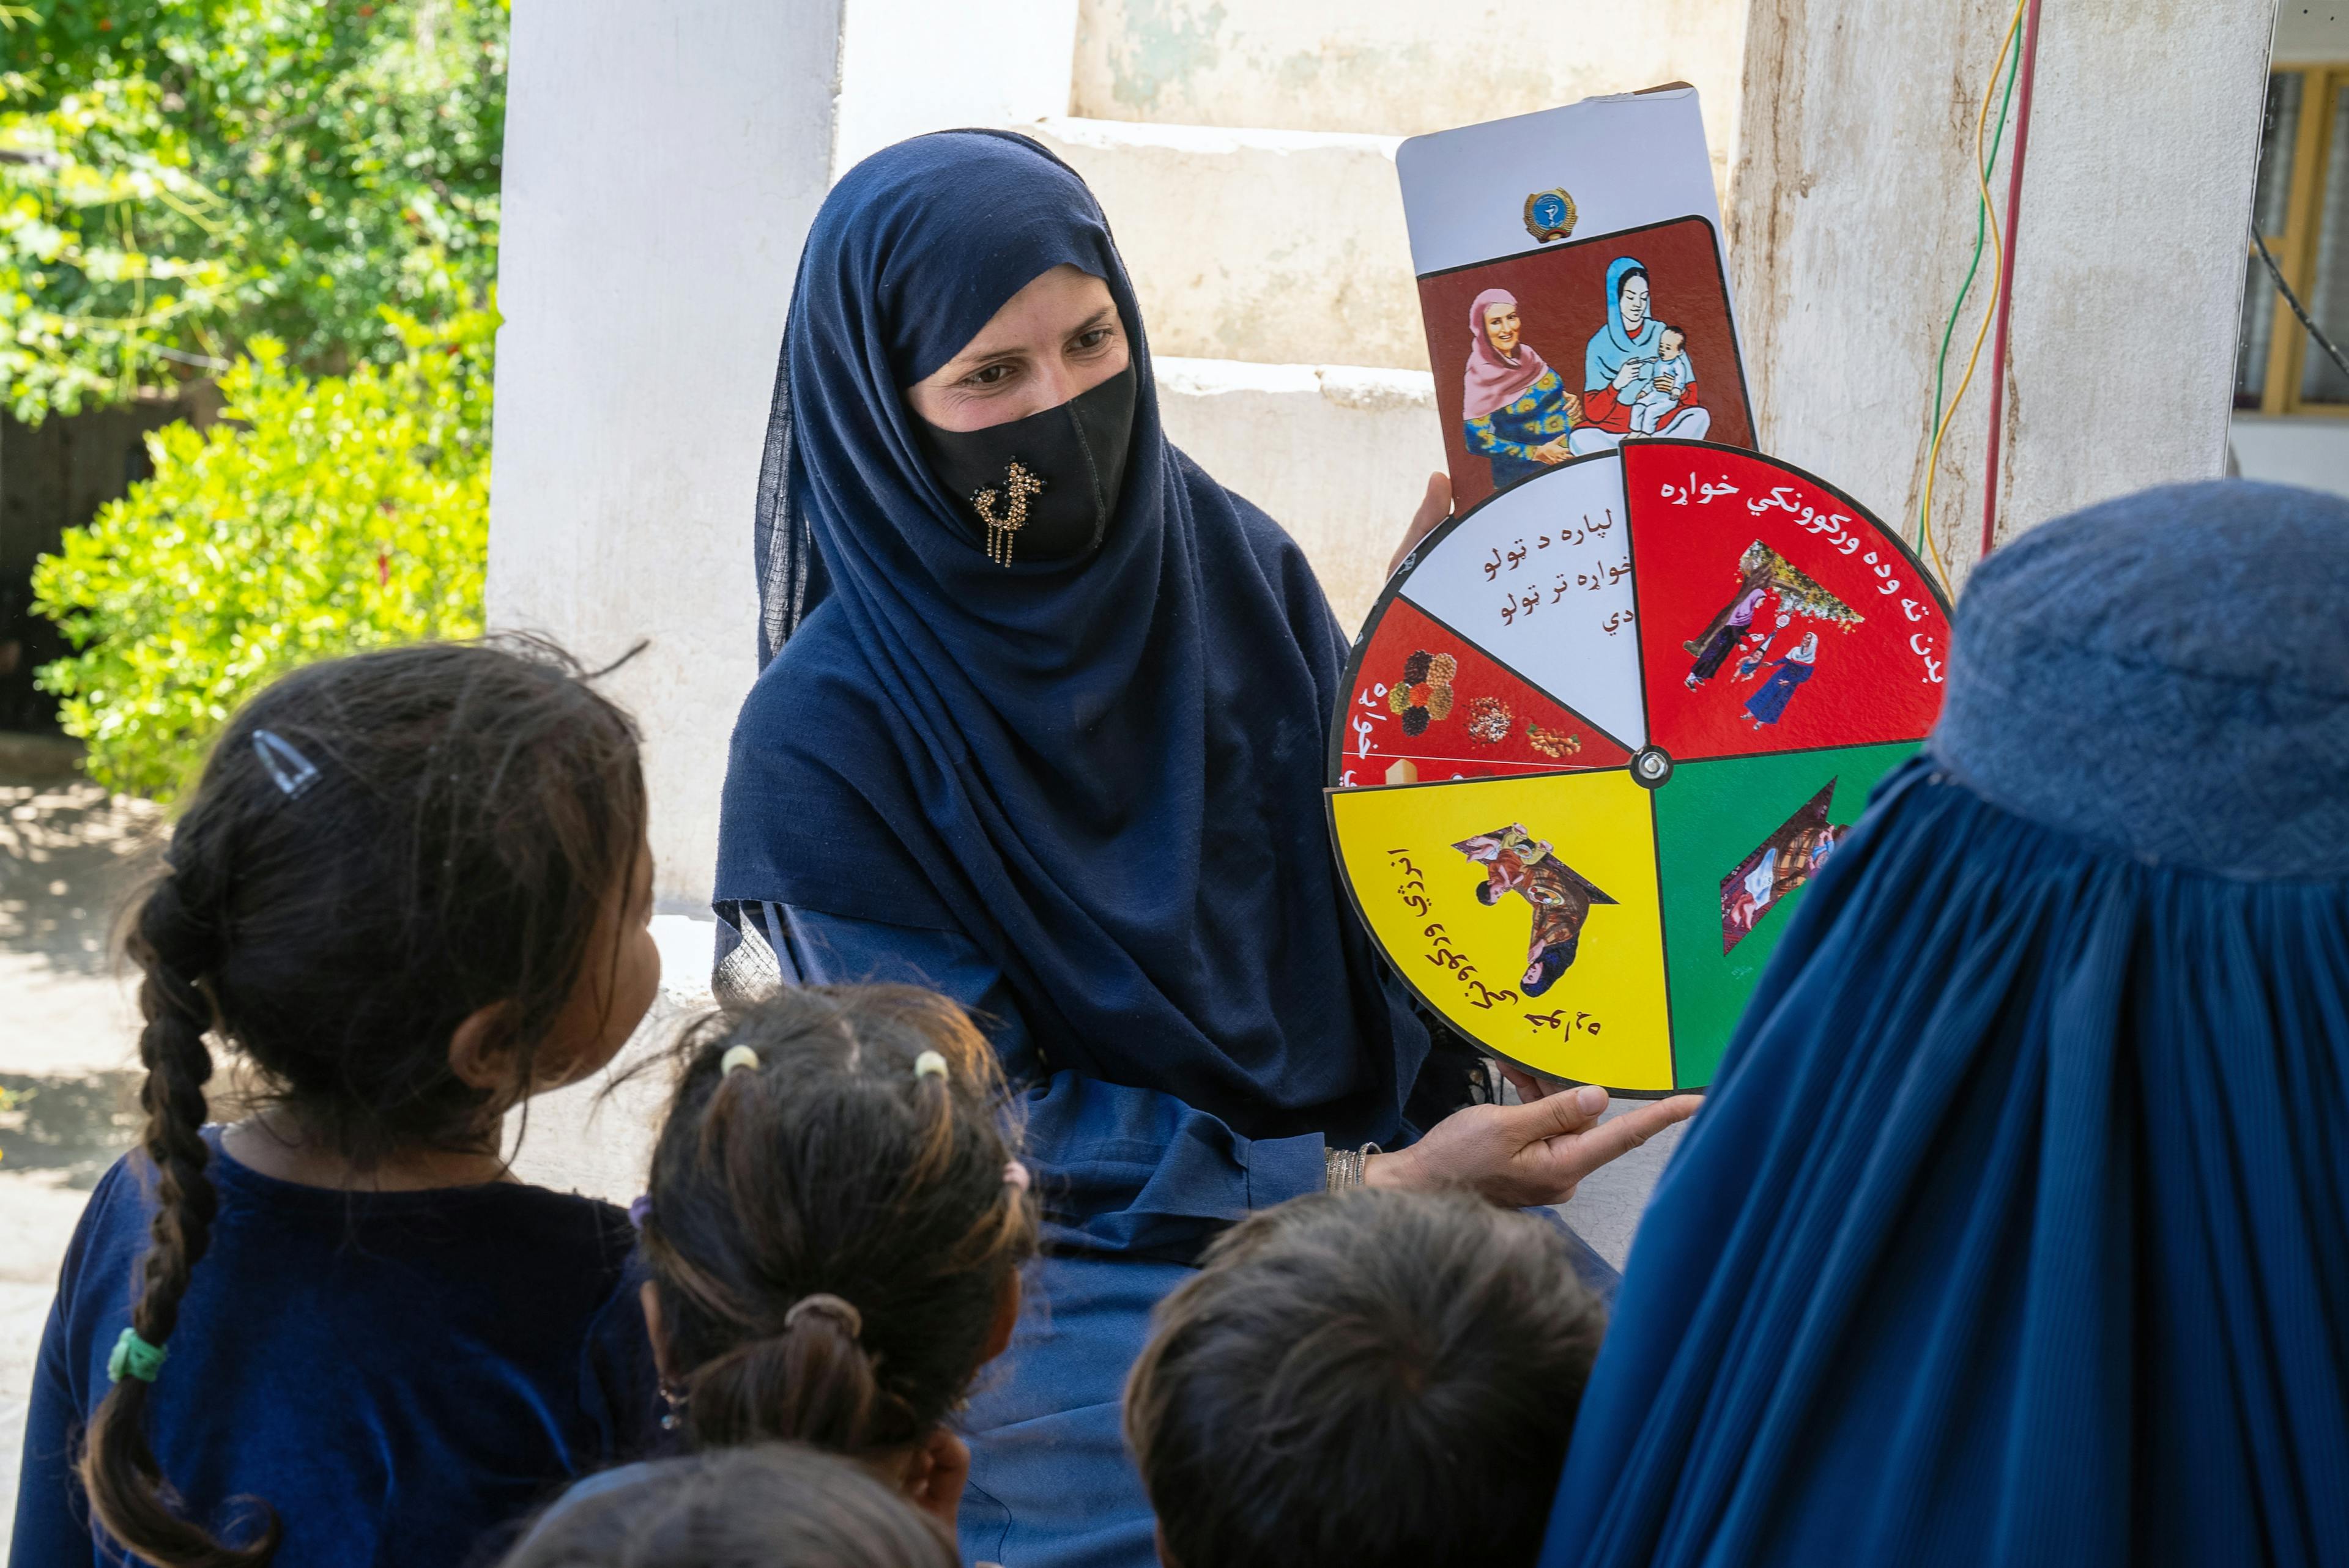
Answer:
720 130 1430 1145
1543 480 2349 1568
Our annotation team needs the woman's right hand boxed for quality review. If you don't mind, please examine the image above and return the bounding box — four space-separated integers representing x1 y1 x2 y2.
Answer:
1364 1085 1701 1207
1611 358 1646 393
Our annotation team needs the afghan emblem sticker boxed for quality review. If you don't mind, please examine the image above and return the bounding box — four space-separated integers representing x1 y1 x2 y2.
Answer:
1523 188 1576 244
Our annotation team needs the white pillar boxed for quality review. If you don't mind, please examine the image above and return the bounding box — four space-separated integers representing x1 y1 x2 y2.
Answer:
489 0 1081 909
1731 0 2278 580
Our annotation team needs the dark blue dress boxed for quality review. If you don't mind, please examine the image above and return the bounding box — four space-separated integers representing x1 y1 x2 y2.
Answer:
11 1129 658 1567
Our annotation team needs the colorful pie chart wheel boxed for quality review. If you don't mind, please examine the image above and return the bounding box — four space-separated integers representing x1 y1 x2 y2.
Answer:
1326 439 1954 1094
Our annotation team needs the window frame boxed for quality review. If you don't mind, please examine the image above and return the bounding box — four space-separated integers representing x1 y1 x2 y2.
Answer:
2253 64 2349 417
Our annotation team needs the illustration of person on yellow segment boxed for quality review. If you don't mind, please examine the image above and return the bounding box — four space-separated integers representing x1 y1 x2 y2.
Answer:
1452 824 1618 997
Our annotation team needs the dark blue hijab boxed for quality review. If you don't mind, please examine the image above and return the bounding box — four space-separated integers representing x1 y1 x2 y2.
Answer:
717 131 1428 1144
1544 481 2349 1568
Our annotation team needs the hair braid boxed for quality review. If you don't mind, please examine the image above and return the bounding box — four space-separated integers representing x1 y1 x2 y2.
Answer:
79 878 278 1567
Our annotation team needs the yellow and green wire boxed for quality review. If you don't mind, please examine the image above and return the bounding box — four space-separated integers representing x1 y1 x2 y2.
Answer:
1917 5 2027 586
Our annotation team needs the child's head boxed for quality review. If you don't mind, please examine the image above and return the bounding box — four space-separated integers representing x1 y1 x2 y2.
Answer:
1658 325 1685 361
1125 1189 1606 1568
638 986 1037 1464
497 1444 958 1568
83 638 651 1567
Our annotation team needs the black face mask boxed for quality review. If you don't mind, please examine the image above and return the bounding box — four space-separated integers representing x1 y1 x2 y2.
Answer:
913 364 1137 567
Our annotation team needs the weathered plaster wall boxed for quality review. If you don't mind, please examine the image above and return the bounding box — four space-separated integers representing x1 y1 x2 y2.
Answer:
1031 119 1422 369
1156 358 1442 633
1732 0 2278 583
1072 0 1747 200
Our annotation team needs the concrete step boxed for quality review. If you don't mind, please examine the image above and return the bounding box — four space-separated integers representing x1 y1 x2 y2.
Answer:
1028 117 1425 374
1154 355 1442 635
1071 0 1744 198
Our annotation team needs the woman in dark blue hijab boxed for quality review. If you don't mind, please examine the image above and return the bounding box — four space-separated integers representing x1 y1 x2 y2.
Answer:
1541 480 2349 1568
716 131 1691 1567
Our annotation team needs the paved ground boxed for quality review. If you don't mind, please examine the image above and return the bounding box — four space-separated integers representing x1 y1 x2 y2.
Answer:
1 738 159 1542
0 738 1682 1553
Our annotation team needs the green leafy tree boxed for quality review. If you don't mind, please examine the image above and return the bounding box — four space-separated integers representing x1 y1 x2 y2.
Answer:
0 0 506 419
30 303 494 797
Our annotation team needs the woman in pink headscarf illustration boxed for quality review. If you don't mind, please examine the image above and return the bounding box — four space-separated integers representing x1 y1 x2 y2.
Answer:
1460 289 1585 491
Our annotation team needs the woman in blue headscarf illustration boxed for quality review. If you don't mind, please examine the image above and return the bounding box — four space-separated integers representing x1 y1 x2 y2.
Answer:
1568 256 1714 454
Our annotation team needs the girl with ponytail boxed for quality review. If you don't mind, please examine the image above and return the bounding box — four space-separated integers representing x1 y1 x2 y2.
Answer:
12 639 665 1567
532 986 1038 1545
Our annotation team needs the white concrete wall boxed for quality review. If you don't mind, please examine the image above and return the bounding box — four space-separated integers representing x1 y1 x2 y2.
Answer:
491 0 1091 907
1157 358 1443 634
1072 0 1746 201
1031 119 1423 369
1731 0 2278 585
2231 414 2349 495
834 0 1080 176
489 0 839 908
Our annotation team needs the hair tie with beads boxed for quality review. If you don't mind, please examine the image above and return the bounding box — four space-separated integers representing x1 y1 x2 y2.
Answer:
913 1049 948 1080
784 1293 864 1339
108 1327 168 1385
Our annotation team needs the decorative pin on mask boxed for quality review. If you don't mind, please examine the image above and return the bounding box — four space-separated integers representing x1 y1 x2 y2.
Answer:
973 460 1047 567
913 364 1138 568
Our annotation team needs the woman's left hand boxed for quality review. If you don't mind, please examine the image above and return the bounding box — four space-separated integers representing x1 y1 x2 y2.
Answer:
1388 471 1454 577
902 1426 972 1529
1366 1084 1701 1207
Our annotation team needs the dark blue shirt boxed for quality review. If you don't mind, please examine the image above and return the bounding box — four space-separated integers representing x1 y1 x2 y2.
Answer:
11 1129 659 1567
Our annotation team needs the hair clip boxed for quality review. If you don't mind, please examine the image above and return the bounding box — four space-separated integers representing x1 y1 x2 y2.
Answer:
251 730 321 799
784 1292 864 1339
913 1050 948 1080
627 1194 652 1231
720 1045 760 1076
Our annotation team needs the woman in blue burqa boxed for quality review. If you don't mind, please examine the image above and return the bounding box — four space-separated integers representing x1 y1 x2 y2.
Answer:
1569 256 1713 454
715 132 1696 1568
1539 480 2349 1568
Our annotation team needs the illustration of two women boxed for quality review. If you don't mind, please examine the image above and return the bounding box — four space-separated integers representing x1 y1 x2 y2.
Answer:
1461 256 1713 492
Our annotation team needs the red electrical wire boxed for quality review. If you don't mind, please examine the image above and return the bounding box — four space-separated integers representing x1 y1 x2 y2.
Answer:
1980 0 2046 559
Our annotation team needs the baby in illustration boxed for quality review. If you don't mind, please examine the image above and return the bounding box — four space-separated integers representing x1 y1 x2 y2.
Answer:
1453 824 1617 998
1628 326 1692 436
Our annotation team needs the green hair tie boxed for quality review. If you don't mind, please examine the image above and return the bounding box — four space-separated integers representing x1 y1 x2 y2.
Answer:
107 1327 168 1385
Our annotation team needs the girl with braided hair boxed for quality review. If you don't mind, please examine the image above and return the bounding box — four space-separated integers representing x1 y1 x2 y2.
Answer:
11 638 665 1567
525 986 1038 1547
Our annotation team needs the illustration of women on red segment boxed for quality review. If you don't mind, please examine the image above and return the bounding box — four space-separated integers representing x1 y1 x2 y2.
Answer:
1419 216 1754 511
1327 440 1951 1094
1627 442 1951 762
